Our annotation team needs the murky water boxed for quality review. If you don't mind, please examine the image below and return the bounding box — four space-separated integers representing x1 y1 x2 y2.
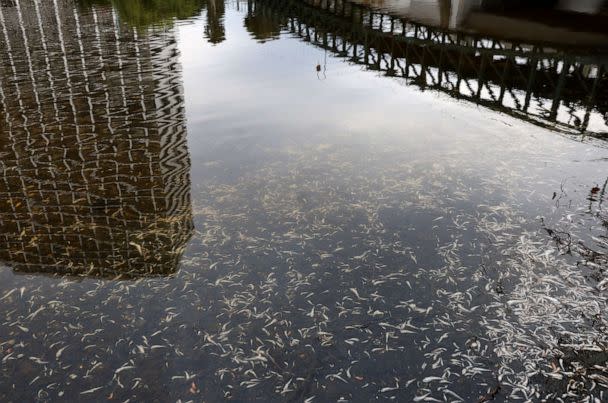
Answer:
1 0 607 401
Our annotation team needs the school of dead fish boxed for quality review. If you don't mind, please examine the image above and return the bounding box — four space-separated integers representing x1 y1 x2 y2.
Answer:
0 138 606 402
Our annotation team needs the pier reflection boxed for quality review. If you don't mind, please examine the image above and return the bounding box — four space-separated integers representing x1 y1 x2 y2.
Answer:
0 0 194 278
249 0 608 138
205 0 226 43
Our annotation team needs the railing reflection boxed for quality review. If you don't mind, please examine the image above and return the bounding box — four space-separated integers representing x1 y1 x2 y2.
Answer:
249 0 608 138
0 0 193 278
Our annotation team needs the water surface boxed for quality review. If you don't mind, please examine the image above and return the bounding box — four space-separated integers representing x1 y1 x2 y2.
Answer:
1 0 607 401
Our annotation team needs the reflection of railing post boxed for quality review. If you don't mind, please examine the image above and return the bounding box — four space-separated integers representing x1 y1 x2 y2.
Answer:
438 32 446 87
550 59 571 120
581 64 604 132
364 30 369 65
405 41 411 79
455 35 464 91
524 51 539 112
420 46 427 89
389 17 396 75
498 44 516 104
475 44 487 99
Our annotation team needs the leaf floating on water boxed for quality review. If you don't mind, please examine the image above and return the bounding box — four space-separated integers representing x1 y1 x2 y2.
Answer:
129 242 144 256
0 289 17 301
80 387 103 395
56 345 68 359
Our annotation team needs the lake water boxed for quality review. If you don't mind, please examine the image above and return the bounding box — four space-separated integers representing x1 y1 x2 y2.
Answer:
1 0 607 401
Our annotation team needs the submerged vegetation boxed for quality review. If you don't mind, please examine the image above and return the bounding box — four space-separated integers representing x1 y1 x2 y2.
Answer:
1 139 606 401
0 0 607 401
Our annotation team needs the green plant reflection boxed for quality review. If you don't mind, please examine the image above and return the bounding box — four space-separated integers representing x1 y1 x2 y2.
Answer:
78 0 206 28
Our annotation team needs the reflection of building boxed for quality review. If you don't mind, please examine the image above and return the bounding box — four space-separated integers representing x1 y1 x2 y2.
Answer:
258 0 608 137
558 0 605 14
0 0 193 278
353 0 608 46
355 0 467 28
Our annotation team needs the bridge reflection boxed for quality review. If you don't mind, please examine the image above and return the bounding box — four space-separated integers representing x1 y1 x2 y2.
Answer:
248 0 608 138
0 0 193 278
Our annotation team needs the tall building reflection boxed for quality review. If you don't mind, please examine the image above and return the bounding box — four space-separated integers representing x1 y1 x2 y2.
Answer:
0 0 194 278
